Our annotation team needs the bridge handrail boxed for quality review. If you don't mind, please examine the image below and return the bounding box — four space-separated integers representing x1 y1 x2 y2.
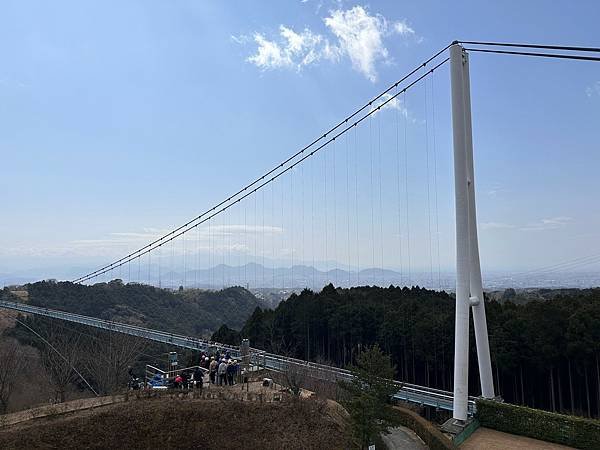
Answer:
0 299 240 352
0 299 475 412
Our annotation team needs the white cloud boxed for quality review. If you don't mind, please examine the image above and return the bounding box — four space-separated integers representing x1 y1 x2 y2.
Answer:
586 81 600 97
393 21 415 36
240 6 417 82
481 217 574 232
481 222 515 230
369 92 408 116
520 216 573 232
246 25 335 71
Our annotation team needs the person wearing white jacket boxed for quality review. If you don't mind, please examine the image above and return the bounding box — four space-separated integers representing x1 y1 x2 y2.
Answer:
218 360 227 386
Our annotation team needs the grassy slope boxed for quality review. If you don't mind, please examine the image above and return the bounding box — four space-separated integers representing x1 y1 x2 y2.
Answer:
0 397 350 449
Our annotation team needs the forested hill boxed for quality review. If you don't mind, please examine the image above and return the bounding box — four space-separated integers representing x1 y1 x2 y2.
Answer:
11 280 266 337
215 284 600 419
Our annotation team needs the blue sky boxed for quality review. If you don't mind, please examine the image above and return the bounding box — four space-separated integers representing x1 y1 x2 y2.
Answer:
1 0 599 284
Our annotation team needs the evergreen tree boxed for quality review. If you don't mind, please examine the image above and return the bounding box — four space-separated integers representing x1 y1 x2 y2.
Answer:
339 344 399 449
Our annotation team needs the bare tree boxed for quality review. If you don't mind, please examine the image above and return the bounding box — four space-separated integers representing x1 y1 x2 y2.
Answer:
0 340 28 413
39 326 84 403
82 331 146 395
280 360 310 397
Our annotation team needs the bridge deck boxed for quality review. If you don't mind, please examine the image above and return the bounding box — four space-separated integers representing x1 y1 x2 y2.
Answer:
0 299 475 414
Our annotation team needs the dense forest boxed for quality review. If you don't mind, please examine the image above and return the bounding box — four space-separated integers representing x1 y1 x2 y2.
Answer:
5 281 600 418
11 280 266 336
213 284 600 418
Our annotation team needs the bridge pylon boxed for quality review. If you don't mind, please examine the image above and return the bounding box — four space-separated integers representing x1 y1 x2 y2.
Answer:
449 43 495 422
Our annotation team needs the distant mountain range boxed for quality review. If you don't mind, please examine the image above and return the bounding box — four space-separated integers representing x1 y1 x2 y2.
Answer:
130 263 455 291
101 263 600 292
3 262 599 291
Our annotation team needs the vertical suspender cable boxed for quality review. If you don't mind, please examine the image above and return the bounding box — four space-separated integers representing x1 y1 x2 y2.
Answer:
158 244 162 288
311 155 316 289
224 207 227 289
431 73 442 290
354 124 360 285
346 131 351 287
209 217 212 288
425 76 434 288
333 136 338 287
148 248 152 286
290 169 294 288
227 207 231 287
281 176 285 290
323 137 328 284
395 84 404 286
171 235 175 289
196 220 200 288
404 91 412 286
238 205 241 285
301 163 305 287
262 187 265 288
254 191 258 289
369 115 376 283
378 108 384 286
272 181 276 288
244 201 247 287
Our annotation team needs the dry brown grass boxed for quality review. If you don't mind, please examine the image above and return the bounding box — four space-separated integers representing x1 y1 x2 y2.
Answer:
0 395 351 449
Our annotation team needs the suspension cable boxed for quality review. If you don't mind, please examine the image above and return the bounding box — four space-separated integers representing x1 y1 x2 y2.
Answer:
73 45 452 284
463 48 600 62
457 41 600 53
75 58 450 283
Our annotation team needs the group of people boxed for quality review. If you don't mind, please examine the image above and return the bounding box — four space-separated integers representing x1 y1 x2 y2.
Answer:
173 366 204 390
133 349 242 391
199 350 240 386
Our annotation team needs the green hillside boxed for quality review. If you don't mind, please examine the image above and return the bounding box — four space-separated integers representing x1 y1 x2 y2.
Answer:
18 280 264 337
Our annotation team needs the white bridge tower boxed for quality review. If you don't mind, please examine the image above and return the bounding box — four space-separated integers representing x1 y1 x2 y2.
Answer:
450 42 495 422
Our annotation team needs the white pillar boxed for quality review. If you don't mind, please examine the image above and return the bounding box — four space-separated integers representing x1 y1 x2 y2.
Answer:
450 43 471 422
462 52 496 400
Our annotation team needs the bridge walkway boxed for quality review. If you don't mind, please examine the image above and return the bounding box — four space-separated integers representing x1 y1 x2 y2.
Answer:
0 299 476 414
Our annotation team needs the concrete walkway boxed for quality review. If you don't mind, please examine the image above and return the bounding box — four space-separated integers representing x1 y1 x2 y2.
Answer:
461 427 574 449
381 425 427 449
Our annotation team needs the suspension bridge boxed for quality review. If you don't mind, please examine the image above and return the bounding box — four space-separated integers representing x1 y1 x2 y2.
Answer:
2 41 599 426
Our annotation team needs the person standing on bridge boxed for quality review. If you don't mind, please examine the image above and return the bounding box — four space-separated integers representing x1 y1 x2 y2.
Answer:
226 360 235 386
193 366 204 390
218 359 227 385
209 357 217 384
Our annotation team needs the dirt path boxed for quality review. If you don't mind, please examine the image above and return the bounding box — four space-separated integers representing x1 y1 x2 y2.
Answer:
381 425 428 449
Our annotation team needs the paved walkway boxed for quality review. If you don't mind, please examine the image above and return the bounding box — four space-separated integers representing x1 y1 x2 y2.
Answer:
461 427 574 449
381 425 427 449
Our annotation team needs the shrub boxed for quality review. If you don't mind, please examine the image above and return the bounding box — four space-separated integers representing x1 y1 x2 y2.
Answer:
476 399 600 449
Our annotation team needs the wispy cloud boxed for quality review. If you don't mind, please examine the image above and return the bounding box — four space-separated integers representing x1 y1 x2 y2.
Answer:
481 216 574 232
245 26 335 71
369 92 408 115
586 81 600 97
520 216 573 232
486 184 510 197
237 5 418 82
481 222 515 230
0 225 285 259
